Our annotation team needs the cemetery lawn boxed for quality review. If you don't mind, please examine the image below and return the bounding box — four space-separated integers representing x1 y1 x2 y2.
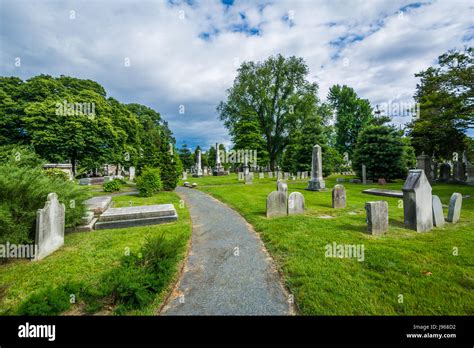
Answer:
0 191 191 316
193 174 474 315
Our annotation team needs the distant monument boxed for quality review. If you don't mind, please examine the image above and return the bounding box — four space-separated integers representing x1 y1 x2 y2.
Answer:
193 149 203 177
307 145 325 191
213 143 225 176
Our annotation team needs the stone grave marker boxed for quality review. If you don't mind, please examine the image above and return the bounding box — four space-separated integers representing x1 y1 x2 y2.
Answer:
277 180 288 197
259 172 264 179
307 145 325 191
362 165 367 185
402 169 433 232
332 185 346 208
35 193 65 260
245 172 254 185
447 192 462 223
266 191 287 218
439 163 451 182
288 192 305 215
365 201 388 235
432 195 445 227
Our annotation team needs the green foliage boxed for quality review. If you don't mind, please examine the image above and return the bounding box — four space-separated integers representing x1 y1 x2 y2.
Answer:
0 164 88 245
327 84 374 156
17 283 79 315
136 167 163 197
159 142 179 191
218 54 319 169
178 144 194 170
44 168 69 181
352 125 414 181
103 179 122 192
408 47 473 159
0 145 45 168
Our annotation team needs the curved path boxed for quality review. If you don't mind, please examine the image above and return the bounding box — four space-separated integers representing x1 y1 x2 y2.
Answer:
160 187 292 315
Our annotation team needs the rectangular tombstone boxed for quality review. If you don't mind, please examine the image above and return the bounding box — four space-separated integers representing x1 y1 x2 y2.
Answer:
284 172 289 180
259 172 264 179
402 169 433 232
182 172 187 180
362 165 367 184
245 172 254 185
365 201 388 235
85 196 112 215
416 153 433 184
288 192 305 215
35 193 65 260
307 145 325 191
129 166 136 181
268 172 273 179
238 172 244 181
332 185 346 208
266 191 288 218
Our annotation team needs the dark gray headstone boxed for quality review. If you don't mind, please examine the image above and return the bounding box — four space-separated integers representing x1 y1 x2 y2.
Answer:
439 163 451 182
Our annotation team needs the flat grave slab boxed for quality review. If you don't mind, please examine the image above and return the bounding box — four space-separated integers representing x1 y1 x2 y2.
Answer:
85 196 112 215
95 204 178 230
362 188 403 198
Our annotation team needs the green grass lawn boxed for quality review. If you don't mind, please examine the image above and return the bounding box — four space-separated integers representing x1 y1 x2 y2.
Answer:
190 173 474 315
0 191 191 315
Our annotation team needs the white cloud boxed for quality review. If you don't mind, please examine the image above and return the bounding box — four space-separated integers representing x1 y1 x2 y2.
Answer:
0 0 472 149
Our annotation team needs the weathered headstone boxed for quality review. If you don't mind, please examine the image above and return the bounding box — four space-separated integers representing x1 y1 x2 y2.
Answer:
129 166 136 181
365 201 388 235
238 172 244 181
284 172 289 180
402 169 433 232
332 185 346 209
466 162 474 185
213 142 225 176
296 172 301 180
259 172 264 179
182 172 187 180
447 192 462 223
193 149 203 177
453 161 465 182
416 152 433 183
288 192 305 215
266 191 287 218
85 196 112 215
35 193 65 260
362 165 367 185
277 180 288 197
307 145 325 191
432 195 445 227
268 171 273 179
245 172 253 185
439 163 451 182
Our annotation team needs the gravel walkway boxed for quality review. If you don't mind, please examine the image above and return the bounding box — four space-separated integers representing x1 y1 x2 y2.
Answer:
160 187 292 315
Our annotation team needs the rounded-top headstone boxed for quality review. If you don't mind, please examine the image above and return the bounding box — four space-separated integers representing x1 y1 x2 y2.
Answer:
288 192 305 215
447 192 462 223
266 191 287 218
432 195 445 227
332 184 346 209
277 180 288 196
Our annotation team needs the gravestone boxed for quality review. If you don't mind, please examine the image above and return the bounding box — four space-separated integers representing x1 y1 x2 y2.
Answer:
266 191 287 218
336 178 345 182
243 153 249 176
378 178 387 186
307 145 325 191
213 142 225 176
238 172 244 181
466 162 474 185
182 172 187 180
193 150 203 177
432 160 439 182
245 172 253 185
129 166 136 181
288 192 305 215
268 171 273 179
297 172 301 180
402 169 433 232
416 153 433 183
362 165 367 185
365 201 388 235
453 161 465 182
439 163 451 182
35 193 65 260
349 179 361 184
85 196 112 215
447 192 462 223
284 172 289 180
432 195 445 227
79 178 91 185
258 172 264 179
277 180 288 197
332 185 346 209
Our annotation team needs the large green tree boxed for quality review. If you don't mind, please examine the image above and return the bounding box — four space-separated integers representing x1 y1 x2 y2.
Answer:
217 54 319 169
327 84 374 156
408 47 473 159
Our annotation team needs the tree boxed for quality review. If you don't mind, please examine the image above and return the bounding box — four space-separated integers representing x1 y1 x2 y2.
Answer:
327 84 374 156
352 125 415 181
218 54 319 169
178 144 194 170
408 47 473 159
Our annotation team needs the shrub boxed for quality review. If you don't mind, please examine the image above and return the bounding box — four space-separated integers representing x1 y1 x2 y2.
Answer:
136 167 162 197
0 145 45 168
103 179 121 192
352 125 415 181
0 164 88 245
44 168 69 181
17 286 72 315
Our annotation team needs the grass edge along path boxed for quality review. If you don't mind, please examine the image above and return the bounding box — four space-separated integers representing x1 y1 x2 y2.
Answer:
0 191 192 316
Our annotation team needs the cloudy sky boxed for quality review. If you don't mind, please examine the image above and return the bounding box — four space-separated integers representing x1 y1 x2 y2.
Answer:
1 0 473 150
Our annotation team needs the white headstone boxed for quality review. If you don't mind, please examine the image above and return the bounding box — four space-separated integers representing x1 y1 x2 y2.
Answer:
266 191 287 218
432 195 445 227
288 192 305 215
129 166 136 181
402 169 433 232
447 192 462 223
